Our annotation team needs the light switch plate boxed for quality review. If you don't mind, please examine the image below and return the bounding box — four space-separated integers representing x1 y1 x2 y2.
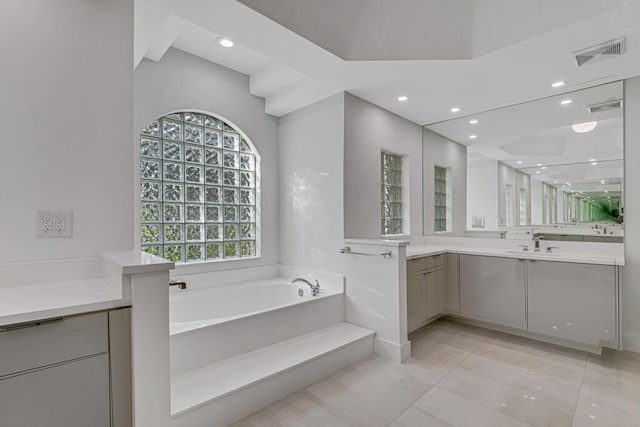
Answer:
37 209 73 237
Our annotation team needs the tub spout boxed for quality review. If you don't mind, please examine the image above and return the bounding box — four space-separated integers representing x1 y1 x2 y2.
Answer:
292 278 320 296
169 279 187 290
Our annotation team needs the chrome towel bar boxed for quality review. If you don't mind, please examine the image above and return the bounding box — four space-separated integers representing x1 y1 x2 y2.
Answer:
339 246 392 259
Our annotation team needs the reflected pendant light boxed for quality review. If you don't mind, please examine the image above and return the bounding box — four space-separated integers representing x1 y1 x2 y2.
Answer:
571 121 598 133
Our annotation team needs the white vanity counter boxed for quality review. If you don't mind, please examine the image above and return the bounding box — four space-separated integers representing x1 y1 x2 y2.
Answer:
0 251 174 326
406 238 624 266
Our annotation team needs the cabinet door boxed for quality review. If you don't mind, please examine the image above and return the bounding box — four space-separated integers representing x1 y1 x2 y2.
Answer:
445 254 460 313
0 353 110 427
426 269 446 319
407 273 428 332
459 255 526 329
528 261 616 346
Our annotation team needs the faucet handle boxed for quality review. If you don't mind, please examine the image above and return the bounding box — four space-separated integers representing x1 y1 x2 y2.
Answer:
546 246 559 253
517 245 529 251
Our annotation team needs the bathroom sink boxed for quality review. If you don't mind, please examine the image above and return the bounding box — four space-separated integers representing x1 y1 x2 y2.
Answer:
503 249 561 257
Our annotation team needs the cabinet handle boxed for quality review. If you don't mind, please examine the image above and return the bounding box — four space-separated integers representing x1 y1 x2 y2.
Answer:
0 317 63 332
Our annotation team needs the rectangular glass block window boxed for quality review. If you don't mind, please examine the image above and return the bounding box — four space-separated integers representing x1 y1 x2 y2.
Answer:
434 166 449 232
140 112 258 263
381 151 403 236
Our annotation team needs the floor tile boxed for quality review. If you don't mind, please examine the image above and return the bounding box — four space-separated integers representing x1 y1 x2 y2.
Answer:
389 406 453 427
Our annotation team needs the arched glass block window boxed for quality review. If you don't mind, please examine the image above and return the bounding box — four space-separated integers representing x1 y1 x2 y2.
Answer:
139 111 259 262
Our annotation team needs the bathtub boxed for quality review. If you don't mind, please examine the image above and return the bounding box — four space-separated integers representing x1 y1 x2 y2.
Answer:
169 278 339 335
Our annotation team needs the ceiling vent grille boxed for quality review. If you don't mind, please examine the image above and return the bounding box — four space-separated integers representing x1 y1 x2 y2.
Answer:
573 38 625 67
588 99 623 114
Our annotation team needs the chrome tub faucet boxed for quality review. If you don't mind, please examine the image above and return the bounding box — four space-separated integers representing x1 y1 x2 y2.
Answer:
292 278 320 296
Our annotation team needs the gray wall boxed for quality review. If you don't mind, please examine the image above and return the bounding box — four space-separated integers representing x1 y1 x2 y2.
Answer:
624 76 640 351
344 93 423 238
423 129 467 235
134 48 280 270
0 0 133 262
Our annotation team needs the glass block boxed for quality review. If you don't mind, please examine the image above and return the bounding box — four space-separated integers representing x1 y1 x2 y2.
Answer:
240 206 255 222
185 165 203 183
223 152 238 169
223 170 238 186
184 125 203 145
240 171 254 188
164 204 182 222
435 180 446 193
186 224 203 242
206 243 221 260
185 146 203 164
162 120 182 141
141 203 160 222
392 203 402 218
186 244 203 261
164 183 183 202
205 168 220 185
186 185 203 203
223 188 238 204
383 169 401 186
140 137 160 158
435 192 446 206
205 187 220 203
383 219 402 235
184 112 203 125
434 166 446 180
164 245 183 262
241 223 255 239
141 181 160 201
141 224 161 243
224 242 239 258
206 205 221 222
205 149 221 166
186 205 202 222
205 130 221 147
204 116 222 129
164 224 183 243
240 139 252 153
142 120 160 137
435 206 446 220
163 141 182 161
142 245 161 257
240 189 255 205
240 154 255 170
382 152 401 170
206 224 222 241
224 224 237 240
241 241 255 257
223 133 239 151
224 206 238 222
141 159 160 180
382 185 402 203
164 162 182 181
165 112 183 121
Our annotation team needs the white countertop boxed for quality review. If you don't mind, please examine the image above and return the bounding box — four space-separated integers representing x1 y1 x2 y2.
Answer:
406 244 624 266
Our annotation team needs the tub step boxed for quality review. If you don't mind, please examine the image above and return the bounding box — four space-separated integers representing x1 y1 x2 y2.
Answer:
170 322 374 420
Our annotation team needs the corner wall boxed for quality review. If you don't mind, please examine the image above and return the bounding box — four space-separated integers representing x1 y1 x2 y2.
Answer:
0 0 133 262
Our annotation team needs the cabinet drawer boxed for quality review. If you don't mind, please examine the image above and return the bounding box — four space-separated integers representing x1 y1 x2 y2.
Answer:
407 257 429 275
425 254 445 270
0 312 108 378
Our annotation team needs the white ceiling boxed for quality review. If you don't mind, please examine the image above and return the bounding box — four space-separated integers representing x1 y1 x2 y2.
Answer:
135 0 640 124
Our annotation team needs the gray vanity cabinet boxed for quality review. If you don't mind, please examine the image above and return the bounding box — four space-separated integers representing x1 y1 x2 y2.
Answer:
459 255 526 329
407 254 446 332
527 261 617 346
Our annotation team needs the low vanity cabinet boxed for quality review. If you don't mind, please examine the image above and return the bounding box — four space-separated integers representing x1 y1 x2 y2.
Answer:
459 255 526 330
527 260 617 347
407 254 446 332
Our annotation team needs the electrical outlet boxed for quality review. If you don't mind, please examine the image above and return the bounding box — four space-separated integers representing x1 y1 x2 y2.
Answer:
37 209 73 237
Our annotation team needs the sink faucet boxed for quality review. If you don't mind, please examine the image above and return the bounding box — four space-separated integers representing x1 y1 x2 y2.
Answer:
292 278 320 296
533 236 542 252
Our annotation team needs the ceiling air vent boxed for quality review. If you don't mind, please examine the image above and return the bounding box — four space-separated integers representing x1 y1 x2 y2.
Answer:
573 38 625 67
589 99 623 114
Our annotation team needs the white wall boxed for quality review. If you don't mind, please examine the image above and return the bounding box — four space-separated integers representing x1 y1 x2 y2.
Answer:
466 156 498 229
0 0 133 262
134 48 280 271
623 76 640 351
343 93 423 238
279 94 345 271
423 129 467 235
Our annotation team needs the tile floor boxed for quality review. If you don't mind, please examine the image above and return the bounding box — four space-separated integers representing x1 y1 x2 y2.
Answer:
232 319 640 427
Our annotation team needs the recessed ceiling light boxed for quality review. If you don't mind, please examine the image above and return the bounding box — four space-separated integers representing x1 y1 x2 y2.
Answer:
600 180 606 184
469 135 477 139
552 81 566 88
397 95 409 102
516 161 523 165
469 119 478 124
217 37 234 48
536 171 541 174
589 158 596 162
572 121 598 133
561 99 572 105
591 162 598 166
541 166 547 170
536 163 542 167
450 107 460 113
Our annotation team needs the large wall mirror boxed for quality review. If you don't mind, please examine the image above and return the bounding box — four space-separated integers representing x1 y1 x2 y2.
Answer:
426 81 623 243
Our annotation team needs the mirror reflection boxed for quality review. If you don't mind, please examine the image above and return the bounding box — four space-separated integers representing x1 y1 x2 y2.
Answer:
427 81 623 242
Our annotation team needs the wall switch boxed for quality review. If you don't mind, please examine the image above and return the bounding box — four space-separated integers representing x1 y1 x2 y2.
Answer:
37 209 73 237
